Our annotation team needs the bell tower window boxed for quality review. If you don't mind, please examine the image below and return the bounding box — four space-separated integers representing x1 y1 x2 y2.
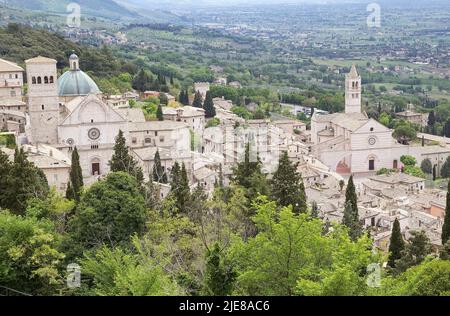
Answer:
37 77 42 84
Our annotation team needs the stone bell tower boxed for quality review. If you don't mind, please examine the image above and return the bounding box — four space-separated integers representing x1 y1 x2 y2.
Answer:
345 64 362 114
26 56 59 145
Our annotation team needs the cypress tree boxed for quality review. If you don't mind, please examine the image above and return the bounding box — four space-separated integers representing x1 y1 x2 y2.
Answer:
152 150 167 184
311 201 319 218
109 130 144 185
156 103 164 121
445 120 450 138
342 175 362 241
271 151 307 214
0 149 12 209
176 163 191 213
3 148 49 215
345 175 358 211
159 93 168 106
218 164 224 188
440 240 450 260
442 179 450 245
170 161 180 192
178 90 185 104
192 91 203 108
388 218 404 268
428 111 436 129
66 147 84 202
203 91 216 118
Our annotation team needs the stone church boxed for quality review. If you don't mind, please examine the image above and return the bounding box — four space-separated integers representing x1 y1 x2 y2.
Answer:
311 65 450 175
26 54 134 183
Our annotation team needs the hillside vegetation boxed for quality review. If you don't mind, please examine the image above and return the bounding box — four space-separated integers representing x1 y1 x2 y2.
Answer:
2 0 137 19
0 24 136 77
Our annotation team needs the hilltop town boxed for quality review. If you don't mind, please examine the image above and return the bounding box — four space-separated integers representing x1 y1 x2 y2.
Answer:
1 54 449 254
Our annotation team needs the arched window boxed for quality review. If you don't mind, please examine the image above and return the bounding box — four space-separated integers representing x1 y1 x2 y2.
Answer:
32 77 36 84
49 76 54 84
41 104 45 110
44 76 49 84
37 77 42 84
352 81 355 88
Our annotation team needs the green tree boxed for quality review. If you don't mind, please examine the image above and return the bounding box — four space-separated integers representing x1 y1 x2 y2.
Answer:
428 111 436 129
1 148 49 215
203 91 216 118
109 130 144 184
271 151 307 214
182 89 190 105
342 175 362 241
156 103 164 121
132 69 153 92
311 201 319 218
229 197 376 296
80 244 182 296
442 179 450 245
393 124 417 144
388 218 405 268
395 231 432 273
178 90 185 104
382 259 450 296
0 211 65 295
444 120 450 138
0 149 11 208
400 155 417 167
440 240 450 260
170 162 190 213
159 93 168 106
232 143 268 202
441 156 450 178
152 150 167 184
420 158 432 175
203 243 236 296
379 112 391 127
192 91 203 108
67 172 147 256
66 147 84 202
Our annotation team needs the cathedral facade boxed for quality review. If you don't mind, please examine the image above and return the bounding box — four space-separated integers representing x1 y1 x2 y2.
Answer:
26 54 128 182
310 65 448 175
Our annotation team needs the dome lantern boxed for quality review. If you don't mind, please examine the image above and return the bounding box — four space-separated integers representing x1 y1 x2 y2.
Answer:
69 52 79 71
58 52 100 97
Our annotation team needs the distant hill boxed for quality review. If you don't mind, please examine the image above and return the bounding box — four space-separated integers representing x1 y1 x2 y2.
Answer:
0 24 137 77
3 0 138 19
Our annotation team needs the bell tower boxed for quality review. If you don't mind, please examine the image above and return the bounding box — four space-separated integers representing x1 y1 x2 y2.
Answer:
26 56 59 145
345 65 362 114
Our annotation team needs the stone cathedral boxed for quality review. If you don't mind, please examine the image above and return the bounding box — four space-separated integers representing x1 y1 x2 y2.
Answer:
310 65 436 175
26 54 128 183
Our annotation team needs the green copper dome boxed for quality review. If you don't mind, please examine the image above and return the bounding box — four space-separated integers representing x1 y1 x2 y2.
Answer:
58 70 101 97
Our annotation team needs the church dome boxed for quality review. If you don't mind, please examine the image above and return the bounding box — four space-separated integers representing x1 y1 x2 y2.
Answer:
58 53 101 97
58 70 101 97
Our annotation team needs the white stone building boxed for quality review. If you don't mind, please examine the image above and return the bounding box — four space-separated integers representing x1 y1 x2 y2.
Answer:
24 53 192 184
0 58 24 101
162 106 205 135
311 65 450 175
